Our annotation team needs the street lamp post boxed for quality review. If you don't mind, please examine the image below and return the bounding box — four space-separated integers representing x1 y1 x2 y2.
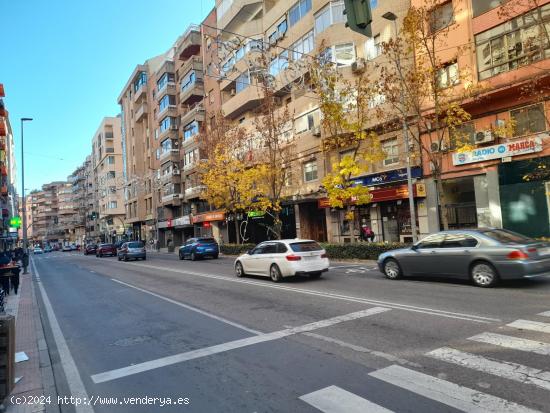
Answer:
382 12 418 243
20 118 33 265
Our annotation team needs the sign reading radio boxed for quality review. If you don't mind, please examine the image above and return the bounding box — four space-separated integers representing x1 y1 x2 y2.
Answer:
452 137 543 166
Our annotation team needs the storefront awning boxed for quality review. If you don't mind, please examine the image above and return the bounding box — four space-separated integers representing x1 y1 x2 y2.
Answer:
318 183 426 208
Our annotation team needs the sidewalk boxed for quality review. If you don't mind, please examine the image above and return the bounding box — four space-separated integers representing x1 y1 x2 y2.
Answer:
1 269 58 413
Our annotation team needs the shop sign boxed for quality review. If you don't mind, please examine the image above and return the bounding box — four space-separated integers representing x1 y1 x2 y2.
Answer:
174 215 191 226
318 183 426 208
452 137 542 166
353 166 422 187
247 210 265 218
192 211 225 223
203 222 211 228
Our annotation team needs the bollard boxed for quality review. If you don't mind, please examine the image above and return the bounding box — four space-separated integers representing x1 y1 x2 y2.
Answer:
0 315 15 402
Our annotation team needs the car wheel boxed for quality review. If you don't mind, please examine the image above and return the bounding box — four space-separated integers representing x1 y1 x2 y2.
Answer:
117 255 121 261
213 254 219 259
191 252 197 261
383 258 402 280
124 255 129 262
142 256 146 261
471 262 498 288
99 253 103 258
310 272 322 279
270 264 283 283
235 261 245 277
179 252 184 260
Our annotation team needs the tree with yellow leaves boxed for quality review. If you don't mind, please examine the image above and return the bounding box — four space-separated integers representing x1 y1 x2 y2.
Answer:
311 54 383 242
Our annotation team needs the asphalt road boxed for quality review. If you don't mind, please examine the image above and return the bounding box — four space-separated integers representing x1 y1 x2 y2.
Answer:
31 251 550 413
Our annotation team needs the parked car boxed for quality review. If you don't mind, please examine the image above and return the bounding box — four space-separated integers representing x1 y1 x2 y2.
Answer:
96 243 117 257
179 238 219 260
377 228 550 288
33 247 43 254
234 239 329 282
84 244 97 255
62 245 72 252
44 245 53 253
114 241 124 250
70 244 77 251
53 245 60 251
118 241 146 261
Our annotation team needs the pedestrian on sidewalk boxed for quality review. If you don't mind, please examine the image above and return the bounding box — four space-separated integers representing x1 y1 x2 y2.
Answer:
22 250 29 274
10 266 20 295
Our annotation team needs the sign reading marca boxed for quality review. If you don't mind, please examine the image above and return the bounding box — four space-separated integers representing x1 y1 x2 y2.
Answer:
452 137 543 166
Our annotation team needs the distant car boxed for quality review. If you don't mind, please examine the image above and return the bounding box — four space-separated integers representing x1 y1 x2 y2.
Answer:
234 239 329 282
179 238 219 261
377 228 550 288
44 245 53 253
118 241 146 261
70 244 77 251
33 247 43 254
84 244 97 255
96 243 117 257
62 245 72 252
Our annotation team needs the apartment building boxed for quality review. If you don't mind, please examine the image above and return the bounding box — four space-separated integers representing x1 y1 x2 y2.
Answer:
83 155 99 241
17 196 32 240
118 53 169 242
31 182 64 242
67 162 89 244
0 83 19 245
410 0 550 238
91 117 125 242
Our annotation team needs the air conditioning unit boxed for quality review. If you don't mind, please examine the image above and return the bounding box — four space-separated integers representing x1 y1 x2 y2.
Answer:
170 124 178 131
430 141 447 152
312 126 321 137
351 58 366 73
475 130 495 144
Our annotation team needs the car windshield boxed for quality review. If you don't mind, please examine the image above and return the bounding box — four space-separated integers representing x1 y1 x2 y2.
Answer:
289 241 322 252
128 242 144 248
198 238 216 244
481 229 535 245
100 244 114 248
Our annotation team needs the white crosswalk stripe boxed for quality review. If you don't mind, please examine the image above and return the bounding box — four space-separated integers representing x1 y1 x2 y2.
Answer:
300 386 394 413
468 332 550 356
427 347 550 391
369 365 540 413
507 319 550 334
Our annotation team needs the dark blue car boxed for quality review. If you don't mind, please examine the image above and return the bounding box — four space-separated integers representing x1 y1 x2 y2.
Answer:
179 237 219 261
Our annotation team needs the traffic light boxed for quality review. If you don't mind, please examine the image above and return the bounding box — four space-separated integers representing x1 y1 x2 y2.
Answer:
344 0 372 37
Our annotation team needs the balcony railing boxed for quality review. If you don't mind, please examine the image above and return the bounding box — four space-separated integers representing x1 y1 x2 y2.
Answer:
184 185 205 199
159 148 180 163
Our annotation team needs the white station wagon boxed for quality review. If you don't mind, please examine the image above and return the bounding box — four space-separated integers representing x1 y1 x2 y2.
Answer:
234 239 330 282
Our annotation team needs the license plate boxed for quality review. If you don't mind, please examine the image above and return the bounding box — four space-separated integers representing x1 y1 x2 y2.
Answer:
538 247 550 256
205 248 213 252
304 256 318 261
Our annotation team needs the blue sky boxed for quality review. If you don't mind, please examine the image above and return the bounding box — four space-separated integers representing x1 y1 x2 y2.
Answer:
1 0 214 193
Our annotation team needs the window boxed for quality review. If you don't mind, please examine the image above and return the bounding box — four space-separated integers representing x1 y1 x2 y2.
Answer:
473 0 502 17
416 234 445 249
235 71 250 93
269 51 289 76
437 61 459 89
183 121 199 140
382 138 399 166
184 148 199 166
109 201 118 209
289 0 312 27
295 109 320 133
365 35 381 60
442 233 478 248
156 148 160 160
161 139 173 153
370 0 378 8
368 93 386 108
160 117 175 133
450 122 476 149
291 31 314 61
107 171 116 179
429 1 454 33
107 156 115 165
268 19 288 45
304 160 318 182
511 104 546 136
481 228 535 244
476 4 550 80
159 95 176 112
133 72 147 92
157 72 175 91
320 43 355 66
290 241 322 252
314 1 345 35
180 71 196 93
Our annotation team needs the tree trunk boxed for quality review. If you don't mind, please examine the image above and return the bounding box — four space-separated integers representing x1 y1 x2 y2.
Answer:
234 214 240 245
435 177 449 230
272 210 282 240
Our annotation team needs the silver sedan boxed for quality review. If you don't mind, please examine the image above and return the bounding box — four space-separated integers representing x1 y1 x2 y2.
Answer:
377 229 550 287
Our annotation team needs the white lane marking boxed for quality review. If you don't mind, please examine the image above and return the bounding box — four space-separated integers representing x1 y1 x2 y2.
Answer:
302 332 422 368
31 258 94 413
427 347 550 391
508 320 550 334
468 332 550 356
370 365 540 413
299 385 394 413
121 262 500 324
111 278 261 335
538 311 550 317
91 307 390 384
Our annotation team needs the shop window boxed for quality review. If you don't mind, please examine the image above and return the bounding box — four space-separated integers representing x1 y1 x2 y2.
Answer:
437 61 459 89
382 138 399 166
511 103 546 136
304 160 318 182
429 1 454 33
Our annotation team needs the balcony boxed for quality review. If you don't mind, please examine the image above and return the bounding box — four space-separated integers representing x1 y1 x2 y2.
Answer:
133 84 147 104
161 186 182 205
221 84 262 119
159 148 180 164
158 122 179 141
135 103 148 122
180 104 205 128
179 59 205 106
177 25 201 61
156 104 178 121
217 0 263 32
160 169 181 184
183 162 199 172
157 82 177 102
184 185 205 200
